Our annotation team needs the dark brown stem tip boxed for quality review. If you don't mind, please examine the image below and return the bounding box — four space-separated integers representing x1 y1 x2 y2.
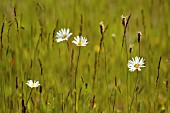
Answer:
40 85 42 93
16 76 18 89
100 21 104 35
158 56 162 69
138 32 142 43
115 77 117 86
129 44 134 54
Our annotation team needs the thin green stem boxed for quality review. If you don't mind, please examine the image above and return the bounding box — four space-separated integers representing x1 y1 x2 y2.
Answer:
129 71 139 113
136 71 139 113
74 47 81 113
138 42 140 56
103 43 111 112
112 89 117 113
125 31 129 112
25 88 33 107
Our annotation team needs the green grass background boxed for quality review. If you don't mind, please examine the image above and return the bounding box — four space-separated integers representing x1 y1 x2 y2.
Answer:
0 0 170 113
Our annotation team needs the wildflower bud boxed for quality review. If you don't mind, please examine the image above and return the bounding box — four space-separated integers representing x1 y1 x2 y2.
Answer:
16 76 18 89
100 21 104 35
40 85 42 93
111 33 116 38
129 44 134 54
121 15 127 27
138 32 142 43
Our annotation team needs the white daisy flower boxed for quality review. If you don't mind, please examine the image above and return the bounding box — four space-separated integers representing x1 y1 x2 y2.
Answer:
72 36 89 46
26 80 40 88
128 56 145 72
56 28 72 42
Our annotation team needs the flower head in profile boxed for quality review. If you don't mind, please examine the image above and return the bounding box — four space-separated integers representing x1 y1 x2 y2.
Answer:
56 28 72 42
121 15 127 27
128 56 145 72
26 80 40 88
129 44 134 54
72 36 89 46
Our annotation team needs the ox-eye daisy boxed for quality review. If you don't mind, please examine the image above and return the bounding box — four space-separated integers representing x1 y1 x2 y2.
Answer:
26 80 40 88
56 28 72 42
72 36 89 46
128 56 145 72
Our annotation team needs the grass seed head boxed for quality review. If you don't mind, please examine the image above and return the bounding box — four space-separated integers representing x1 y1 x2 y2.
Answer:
129 44 134 54
138 32 142 43
121 15 127 27
100 21 104 34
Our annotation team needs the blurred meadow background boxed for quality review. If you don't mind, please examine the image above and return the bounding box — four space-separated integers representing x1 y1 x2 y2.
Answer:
0 0 170 113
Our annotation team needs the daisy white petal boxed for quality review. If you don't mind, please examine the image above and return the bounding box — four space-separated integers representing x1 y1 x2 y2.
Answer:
26 80 40 88
55 28 72 43
72 36 89 46
127 56 145 72
56 38 65 42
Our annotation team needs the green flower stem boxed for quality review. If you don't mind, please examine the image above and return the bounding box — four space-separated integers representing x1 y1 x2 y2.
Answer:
74 47 81 113
26 88 33 107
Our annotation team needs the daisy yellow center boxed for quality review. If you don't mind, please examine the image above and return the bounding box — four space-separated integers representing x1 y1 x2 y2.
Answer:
78 41 83 45
31 84 35 87
134 64 139 68
62 34 67 39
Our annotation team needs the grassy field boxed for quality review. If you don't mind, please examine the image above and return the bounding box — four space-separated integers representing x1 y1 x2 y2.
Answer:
0 0 170 113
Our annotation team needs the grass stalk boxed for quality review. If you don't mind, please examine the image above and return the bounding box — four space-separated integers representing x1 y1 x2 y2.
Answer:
121 14 131 112
138 32 142 56
125 36 129 112
92 52 98 90
98 21 110 111
112 77 117 113
14 6 19 33
156 56 162 87
62 93 64 113
74 47 81 113
21 81 26 113
70 49 74 99
121 14 131 49
103 42 111 112
141 10 146 37
98 22 108 67
0 20 4 59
